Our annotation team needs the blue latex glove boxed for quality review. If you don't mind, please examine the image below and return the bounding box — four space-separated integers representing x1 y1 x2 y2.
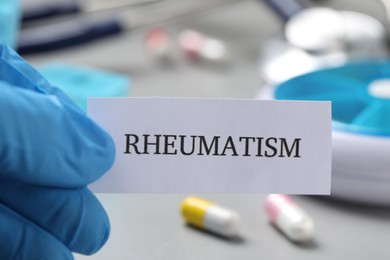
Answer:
0 43 115 259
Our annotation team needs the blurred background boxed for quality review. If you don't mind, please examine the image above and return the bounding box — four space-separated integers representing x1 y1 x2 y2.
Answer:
3 0 390 259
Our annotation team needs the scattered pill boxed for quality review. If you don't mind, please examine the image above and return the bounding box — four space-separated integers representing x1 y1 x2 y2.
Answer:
178 30 228 64
144 27 174 62
200 38 228 63
178 30 205 61
181 196 240 238
265 194 314 243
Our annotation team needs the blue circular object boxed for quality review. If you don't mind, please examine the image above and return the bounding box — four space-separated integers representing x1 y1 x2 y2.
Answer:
275 60 390 136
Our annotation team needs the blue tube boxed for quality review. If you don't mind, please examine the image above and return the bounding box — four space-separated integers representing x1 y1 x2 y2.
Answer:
0 0 21 49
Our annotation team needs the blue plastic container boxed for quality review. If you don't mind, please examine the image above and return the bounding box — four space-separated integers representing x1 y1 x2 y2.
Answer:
275 60 390 136
272 60 390 205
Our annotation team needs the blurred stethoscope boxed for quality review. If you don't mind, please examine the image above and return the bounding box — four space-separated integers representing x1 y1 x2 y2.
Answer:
259 0 390 84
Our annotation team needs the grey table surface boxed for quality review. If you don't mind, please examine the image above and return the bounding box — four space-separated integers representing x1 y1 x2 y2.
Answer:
22 0 390 259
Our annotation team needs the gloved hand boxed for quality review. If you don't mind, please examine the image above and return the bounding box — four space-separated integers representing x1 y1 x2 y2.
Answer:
0 43 115 259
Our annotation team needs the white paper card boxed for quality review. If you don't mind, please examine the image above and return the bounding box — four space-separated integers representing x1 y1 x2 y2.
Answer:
88 98 331 194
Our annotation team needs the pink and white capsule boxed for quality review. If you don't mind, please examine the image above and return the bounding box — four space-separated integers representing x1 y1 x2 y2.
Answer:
265 194 314 242
145 27 173 61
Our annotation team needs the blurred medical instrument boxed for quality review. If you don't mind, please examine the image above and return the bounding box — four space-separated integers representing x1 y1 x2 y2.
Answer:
18 0 239 54
0 0 21 48
260 61 390 206
0 43 114 258
39 63 130 111
181 196 241 238
259 0 388 84
265 194 314 243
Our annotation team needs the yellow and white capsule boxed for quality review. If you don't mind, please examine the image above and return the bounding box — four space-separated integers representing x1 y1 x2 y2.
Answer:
181 196 240 237
265 194 314 243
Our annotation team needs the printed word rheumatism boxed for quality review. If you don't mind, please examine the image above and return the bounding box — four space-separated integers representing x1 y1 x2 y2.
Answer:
124 134 301 158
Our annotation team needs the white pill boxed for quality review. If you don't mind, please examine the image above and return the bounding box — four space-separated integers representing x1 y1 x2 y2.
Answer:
265 194 314 242
200 38 228 63
181 196 240 237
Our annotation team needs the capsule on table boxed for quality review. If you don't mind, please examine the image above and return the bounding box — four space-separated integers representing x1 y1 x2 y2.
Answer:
178 30 205 61
199 38 228 64
265 194 314 243
144 27 174 62
181 196 240 238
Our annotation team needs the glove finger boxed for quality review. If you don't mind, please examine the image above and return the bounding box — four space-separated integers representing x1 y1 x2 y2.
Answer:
0 203 73 260
0 82 115 188
0 180 110 255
